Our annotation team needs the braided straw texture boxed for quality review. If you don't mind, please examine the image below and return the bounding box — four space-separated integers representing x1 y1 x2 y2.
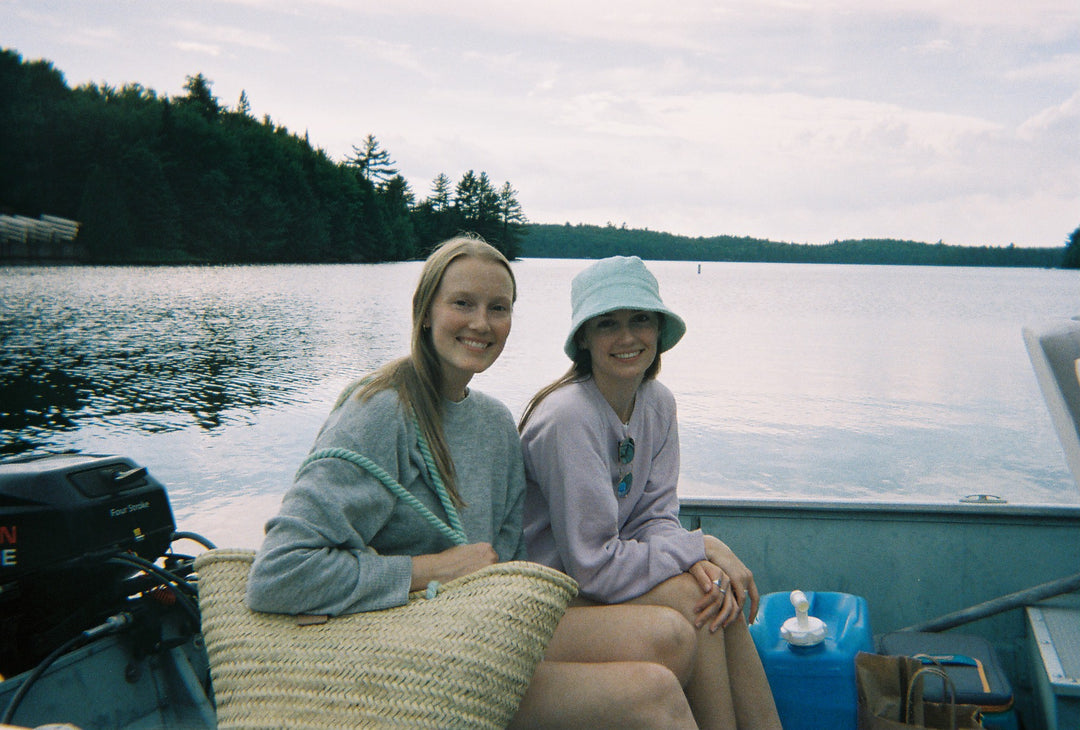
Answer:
194 549 578 729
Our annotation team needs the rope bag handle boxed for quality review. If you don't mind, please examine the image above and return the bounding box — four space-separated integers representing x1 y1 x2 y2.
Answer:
299 420 467 547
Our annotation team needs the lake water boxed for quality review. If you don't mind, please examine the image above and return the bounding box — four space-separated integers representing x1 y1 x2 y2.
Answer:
2 260 1077 548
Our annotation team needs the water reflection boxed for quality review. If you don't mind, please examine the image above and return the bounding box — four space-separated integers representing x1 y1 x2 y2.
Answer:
2 312 268 453
1 261 1077 522
0 265 405 455
0 357 88 448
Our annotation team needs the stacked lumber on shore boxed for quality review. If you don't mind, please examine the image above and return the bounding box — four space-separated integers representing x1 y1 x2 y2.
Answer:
0 214 81 261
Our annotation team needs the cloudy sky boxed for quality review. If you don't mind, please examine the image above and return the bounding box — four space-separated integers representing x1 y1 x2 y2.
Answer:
4 0 1078 247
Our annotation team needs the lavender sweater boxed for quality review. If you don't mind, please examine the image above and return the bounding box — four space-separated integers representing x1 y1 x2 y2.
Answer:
246 387 526 616
521 377 705 603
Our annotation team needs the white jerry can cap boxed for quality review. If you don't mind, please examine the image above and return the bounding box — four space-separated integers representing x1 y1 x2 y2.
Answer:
780 590 827 647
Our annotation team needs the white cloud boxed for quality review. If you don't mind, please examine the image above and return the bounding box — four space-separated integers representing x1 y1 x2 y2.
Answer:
1020 89 1080 133
169 20 289 54
174 41 221 57
1007 53 1080 83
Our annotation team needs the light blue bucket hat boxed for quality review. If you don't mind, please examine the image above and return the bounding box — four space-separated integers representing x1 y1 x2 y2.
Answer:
564 256 687 359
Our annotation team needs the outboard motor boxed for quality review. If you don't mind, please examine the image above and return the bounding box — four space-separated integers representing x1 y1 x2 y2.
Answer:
0 453 176 677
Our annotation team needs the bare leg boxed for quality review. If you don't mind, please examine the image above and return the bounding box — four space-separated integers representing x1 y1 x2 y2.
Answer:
509 660 698 730
631 573 781 730
544 603 696 684
723 616 781 729
508 602 701 728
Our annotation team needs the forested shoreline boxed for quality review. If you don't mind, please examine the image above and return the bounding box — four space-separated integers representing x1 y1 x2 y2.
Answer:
0 49 526 264
520 223 1076 268
2 48 1076 268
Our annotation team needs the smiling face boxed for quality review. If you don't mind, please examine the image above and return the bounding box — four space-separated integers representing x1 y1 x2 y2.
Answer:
576 309 660 391
424 255 515 401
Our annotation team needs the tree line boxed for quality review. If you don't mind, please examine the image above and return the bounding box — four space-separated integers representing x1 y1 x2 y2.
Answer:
2 48 1076 268
0 49 526 263
520 223 1078 268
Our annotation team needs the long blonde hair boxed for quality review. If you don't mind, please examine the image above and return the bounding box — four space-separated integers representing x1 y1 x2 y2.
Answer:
340 235 517 506
518 319 663 431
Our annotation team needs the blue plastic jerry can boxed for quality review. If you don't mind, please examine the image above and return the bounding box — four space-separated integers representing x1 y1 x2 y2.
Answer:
749 590 874 730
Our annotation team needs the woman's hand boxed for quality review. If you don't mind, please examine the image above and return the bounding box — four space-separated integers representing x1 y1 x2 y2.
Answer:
702 535 761 623
689 560 740 632
410 542 497 591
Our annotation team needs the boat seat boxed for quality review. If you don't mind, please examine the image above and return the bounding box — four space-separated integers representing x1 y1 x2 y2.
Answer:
1026 603 1080 730
1022 317 1080 490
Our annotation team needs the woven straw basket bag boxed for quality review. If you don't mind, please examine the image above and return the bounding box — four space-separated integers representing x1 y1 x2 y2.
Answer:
194 549 577 730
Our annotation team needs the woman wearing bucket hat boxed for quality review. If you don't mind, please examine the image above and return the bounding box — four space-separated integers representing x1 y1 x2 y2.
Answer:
519 256 781 729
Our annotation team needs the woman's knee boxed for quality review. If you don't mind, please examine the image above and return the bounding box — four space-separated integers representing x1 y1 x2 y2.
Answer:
626 662 697 729
646 606 696 683
642 572 708 622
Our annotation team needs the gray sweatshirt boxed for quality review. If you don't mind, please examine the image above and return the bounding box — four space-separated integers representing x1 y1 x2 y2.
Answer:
246 386 526 616
521 377 705 603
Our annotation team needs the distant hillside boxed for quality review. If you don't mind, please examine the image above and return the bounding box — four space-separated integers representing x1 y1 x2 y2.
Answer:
521 223 1066 268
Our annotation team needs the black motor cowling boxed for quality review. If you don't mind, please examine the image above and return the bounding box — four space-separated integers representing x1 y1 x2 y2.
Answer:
0 453 176 677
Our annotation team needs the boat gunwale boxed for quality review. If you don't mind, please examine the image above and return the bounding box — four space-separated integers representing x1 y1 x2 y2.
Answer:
679 496 1080 521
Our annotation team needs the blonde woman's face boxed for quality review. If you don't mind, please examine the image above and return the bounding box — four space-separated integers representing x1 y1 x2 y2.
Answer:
425 256 514 401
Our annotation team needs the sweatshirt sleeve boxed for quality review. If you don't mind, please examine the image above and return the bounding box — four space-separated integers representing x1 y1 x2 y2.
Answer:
245 392 416 615
523 386 704 603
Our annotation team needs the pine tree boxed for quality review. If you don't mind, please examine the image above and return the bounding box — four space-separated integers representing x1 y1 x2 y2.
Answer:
180 73 220 121
1063 226 1080 269
496 181 526 259
428 173 452 212
348 134 397 186
454 171 498 223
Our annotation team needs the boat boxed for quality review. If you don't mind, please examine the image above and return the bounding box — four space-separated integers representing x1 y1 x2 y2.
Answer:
1 316 1078 729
